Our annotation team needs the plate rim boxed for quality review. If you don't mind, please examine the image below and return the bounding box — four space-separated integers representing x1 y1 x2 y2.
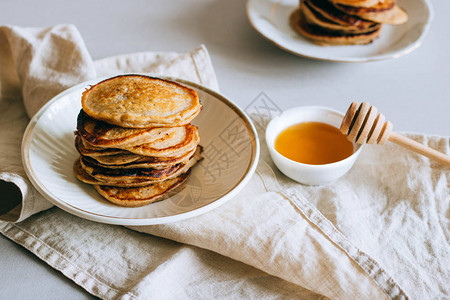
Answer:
21 75 260 225
246 0 434 63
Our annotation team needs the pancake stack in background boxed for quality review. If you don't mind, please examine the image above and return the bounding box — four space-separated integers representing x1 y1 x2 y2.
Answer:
73 75 203 207
290 0 408 45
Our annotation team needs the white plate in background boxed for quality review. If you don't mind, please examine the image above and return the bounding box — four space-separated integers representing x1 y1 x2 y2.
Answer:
22 77 260 225
246 0 433 62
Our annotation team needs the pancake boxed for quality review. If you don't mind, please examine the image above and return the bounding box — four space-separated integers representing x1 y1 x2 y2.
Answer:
125 124 200 157
77 120 199 153
79 124 199 157
75 133 138 158
302 1 380 33
81 75 202 128
304 0 376 29
335 0 394 14
94 171 190 207
329 0 380 8
74 158 157 187
74 147 203 187
84 153 145 166
80 157 184 184
77 110 183 148
75 127 200 166
335 2 408 24
290 8 381 45
83 146 199 170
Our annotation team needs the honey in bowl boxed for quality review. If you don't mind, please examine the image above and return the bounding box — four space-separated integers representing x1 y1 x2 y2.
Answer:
274 122 354 165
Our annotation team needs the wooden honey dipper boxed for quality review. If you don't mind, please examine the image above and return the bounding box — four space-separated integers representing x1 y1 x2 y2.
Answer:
340 102 450 167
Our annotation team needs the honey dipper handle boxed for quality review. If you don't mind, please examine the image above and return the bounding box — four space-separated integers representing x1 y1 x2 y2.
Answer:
389 132 450 167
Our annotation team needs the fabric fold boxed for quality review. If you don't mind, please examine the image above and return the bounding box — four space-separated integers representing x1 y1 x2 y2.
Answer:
0 24 97 118
0 24 97 222
130 190 391 299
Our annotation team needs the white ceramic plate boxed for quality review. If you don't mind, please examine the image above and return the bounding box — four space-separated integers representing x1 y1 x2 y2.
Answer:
246 0 433 62
22 77 260 225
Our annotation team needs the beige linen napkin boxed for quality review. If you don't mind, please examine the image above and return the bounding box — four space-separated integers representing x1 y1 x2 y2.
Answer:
0 25 448 299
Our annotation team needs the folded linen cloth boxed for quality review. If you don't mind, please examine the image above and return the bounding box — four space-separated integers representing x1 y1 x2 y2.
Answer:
0 24 448 299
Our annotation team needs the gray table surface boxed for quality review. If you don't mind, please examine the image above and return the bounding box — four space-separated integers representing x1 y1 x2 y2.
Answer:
1 0 449 298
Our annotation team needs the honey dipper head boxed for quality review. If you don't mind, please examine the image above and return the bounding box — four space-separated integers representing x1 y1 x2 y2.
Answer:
340 102 393 145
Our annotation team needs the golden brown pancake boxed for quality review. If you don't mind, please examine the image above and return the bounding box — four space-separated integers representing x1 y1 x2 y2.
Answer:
304 0 376 29
76 121 200 159
125 124 200 157
335 2 408 25
80 158 185 184
290 8 381 45
90 154 146 165
83 146 198 170
77 110 183 148
94 171 190 207
329 0 380 8
75 133 138 158
74 147 203 187
75 133 200 167
81 75 202 128
74 158 157 187
302 1 381 33
335 0 394 13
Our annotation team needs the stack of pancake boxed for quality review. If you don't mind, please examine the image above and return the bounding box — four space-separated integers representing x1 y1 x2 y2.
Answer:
290 0 408 45
73 75 202 207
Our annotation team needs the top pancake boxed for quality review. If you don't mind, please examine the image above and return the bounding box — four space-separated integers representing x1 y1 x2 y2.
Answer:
81 75 202 128
335 1 408 25
329 0 380 8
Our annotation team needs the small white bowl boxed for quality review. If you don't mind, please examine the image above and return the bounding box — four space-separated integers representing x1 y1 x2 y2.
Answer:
266 106 363 185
